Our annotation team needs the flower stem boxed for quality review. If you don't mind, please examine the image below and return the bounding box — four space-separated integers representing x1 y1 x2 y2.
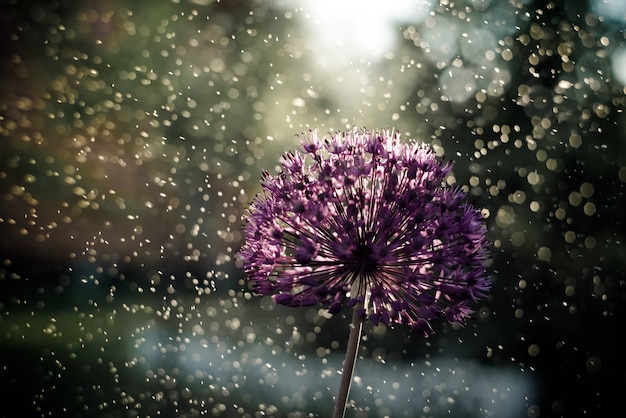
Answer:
333 304 363 418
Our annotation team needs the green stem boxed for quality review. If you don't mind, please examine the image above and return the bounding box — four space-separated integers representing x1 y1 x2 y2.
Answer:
333 304 363 418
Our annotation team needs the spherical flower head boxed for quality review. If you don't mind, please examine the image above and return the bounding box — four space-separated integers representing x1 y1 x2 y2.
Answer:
238 128 491 336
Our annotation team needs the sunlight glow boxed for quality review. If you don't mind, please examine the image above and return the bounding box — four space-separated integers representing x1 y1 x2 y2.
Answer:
295 0 432 62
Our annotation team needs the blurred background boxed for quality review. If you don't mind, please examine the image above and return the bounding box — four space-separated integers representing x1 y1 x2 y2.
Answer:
1 0 625 417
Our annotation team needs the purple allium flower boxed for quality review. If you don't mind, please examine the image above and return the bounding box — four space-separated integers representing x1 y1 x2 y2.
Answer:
238 129 491 336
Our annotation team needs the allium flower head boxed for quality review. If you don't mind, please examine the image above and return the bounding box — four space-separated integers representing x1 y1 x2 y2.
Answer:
239 129 491 336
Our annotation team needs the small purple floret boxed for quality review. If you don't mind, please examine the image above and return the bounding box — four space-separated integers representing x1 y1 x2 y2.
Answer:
238 129 491 336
